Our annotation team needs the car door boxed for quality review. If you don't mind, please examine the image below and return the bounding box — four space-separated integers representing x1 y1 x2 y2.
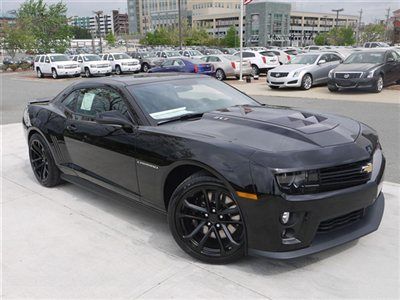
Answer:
108 54 116 70
313 54 332 83
384 51 399 84
43 55 52 74
62 85 140 195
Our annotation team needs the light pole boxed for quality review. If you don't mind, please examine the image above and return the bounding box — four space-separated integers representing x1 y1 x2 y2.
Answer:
178 0 182 49
93 10 103 53
332 8 344 27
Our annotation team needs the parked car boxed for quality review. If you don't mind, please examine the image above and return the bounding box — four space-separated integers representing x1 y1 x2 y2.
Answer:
328 49 400 93
234 50 279 75
34 54 80 79
128 51 159 72
202 55 252 80
101 53 141 75
149 58 214 76
23 74 385 263
267 52 343 90
364 42 390 48
181 49 204 59
72 54 112 77
259 49 293 65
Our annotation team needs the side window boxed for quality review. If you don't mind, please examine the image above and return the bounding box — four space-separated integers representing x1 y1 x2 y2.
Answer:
61 91 78 112
72 56 77 61
35 56 40 62
45 56 50 63
319 54 329 62
162 60 173 67
40 56 45 63
173 60 185 66
75 88 129 118
243 52 253 58
387 51 396 62
108 55 114 61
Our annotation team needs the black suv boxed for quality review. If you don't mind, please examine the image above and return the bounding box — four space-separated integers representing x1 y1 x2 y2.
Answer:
328 49 400 93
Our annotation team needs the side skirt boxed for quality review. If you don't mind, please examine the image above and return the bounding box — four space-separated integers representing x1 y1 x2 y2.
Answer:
60 174 167 215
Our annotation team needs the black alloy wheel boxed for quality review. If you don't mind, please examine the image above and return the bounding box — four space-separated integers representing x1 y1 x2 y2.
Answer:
142 63 149 72
215 69 226 81
85 67 91 78
168 173 246 264
29 133 61 187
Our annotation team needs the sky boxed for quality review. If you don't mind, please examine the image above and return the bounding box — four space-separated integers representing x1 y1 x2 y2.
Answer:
1 0 399 23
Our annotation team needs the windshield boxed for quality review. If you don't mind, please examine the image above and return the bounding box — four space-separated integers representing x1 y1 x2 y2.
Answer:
344 52 385 64
259 51 276 57
113 53 131 60
189 50 202 56
166 51 181 57
208 49 222 54
83 55 101 61
291 54 319 65
128 78 260 122
50 55 70 62
141 52 156 58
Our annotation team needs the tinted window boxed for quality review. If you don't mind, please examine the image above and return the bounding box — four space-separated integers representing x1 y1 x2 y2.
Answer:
45 56 50 63
173 60 185 66
62 91 78 111
330 54 342 62
387 51 396 62
162 60 174 67
35 56 41 62
344 52 385 64
50 55 69 62
75 88 129 117
243 52 255 58
40 56 45 63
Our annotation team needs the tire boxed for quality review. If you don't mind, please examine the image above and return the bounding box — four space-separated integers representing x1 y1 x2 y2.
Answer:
36 68 43 78
29 133 61 187
115 65 122 75
168 173 246 264
328 85 339 92
251 64 260 76
301 74 313 90
215 69 226 81
84 67 91 78
52 68 58 79
142 63 150 73
372 75 384 93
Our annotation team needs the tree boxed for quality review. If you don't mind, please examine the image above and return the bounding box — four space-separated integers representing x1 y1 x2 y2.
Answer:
17 0 71 53
105 33 116 46
222 26 239 47
71 26 92 39
361 24 385 43
314 33 327 45
314 27 355 46
2 27 35 59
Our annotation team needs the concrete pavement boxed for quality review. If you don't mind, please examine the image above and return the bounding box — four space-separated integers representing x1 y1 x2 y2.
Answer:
1 123 399 299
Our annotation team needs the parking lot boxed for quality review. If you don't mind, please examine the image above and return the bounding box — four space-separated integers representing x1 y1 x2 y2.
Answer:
1 70 400 299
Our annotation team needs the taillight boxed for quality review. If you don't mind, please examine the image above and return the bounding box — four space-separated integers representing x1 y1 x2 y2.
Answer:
194 65 198 73
287 55 291 61
262 56 267 64
231 62 236 69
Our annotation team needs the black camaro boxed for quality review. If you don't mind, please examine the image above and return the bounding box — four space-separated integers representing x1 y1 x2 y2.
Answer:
328 49 400 93
23 74 385 263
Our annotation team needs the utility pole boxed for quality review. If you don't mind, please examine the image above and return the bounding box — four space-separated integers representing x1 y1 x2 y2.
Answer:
332 8 344 27
385 8 391 42
357 9 363 46
178 0 182 49
93 10 103 53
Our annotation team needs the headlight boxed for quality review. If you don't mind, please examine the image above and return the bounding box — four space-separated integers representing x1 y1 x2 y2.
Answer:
293 71 300 77
90 64 96 68
57 65 64 69
366 70 375 78
328 69 334 78
275 170 319 194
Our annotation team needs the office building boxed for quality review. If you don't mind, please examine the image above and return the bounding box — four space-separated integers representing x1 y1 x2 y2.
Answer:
113 10 129 36
69 14 114 37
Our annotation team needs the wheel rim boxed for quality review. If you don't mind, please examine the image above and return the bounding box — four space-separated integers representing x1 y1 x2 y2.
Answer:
143 65 148 72
377 77 383 91
85 69 90 77
116 67 121 75
303 75 312 89
30 140 49 182
175 186 244 257
216 70 224 80
37 69 41 77
252 66 258 75
52 70 57 78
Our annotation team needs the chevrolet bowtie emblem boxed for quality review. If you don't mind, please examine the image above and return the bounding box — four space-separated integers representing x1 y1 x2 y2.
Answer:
361 163 373 174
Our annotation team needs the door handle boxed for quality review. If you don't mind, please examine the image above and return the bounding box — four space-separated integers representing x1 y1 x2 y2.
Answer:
66 124 77 132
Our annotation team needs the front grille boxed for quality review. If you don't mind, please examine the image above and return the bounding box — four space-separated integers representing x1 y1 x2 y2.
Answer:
270 72 289 78
335 72 362 79
65 65 78 69
318 209 364 233
318 160 372 192
270 81 284 85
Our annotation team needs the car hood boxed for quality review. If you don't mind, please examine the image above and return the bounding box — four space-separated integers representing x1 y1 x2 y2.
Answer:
270 64 312 72
160 106 361 153
334 63 380 72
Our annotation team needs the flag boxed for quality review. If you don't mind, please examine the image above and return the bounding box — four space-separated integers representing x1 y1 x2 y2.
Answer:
244 0 253 5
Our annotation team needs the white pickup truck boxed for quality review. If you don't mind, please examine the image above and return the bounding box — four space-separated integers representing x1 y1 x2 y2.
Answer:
34 54 81 79
72 54 112 77
101 53 141 75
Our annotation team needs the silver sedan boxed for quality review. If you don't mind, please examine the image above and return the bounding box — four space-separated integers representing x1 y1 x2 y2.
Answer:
202 55 252 80
266 52 344 90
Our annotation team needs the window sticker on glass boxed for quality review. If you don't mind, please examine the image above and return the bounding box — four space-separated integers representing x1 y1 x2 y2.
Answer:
81 93 95 111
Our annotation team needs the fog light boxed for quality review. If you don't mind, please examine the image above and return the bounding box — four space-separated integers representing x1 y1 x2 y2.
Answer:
281 212 290 224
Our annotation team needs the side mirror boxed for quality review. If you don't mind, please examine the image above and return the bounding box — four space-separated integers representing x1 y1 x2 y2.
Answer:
387 57 395 63
318 59 326 65
78 59 83 63
95 111 133 131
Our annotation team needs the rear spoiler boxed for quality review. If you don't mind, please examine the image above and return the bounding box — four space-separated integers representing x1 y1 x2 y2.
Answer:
29 97 52 104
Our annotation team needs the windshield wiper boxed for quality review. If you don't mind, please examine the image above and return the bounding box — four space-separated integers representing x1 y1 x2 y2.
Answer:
157 113 204 125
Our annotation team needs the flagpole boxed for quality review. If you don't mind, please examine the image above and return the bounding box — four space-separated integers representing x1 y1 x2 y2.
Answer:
239 0 244 81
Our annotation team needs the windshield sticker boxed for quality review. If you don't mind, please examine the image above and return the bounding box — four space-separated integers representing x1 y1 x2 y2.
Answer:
80 93 95 111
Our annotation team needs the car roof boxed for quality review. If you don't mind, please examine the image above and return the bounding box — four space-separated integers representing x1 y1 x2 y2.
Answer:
71 74 209 88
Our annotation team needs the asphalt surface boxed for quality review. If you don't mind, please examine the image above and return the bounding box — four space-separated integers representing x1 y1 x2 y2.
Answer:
1 71 399 182
2 123 399 299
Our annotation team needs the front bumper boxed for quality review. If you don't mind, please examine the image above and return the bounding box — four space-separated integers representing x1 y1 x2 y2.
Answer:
328 77 377 89
243 149 385 259
120 64 141 72
267 75 301 87
90 67 112 75
57 68 81 76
